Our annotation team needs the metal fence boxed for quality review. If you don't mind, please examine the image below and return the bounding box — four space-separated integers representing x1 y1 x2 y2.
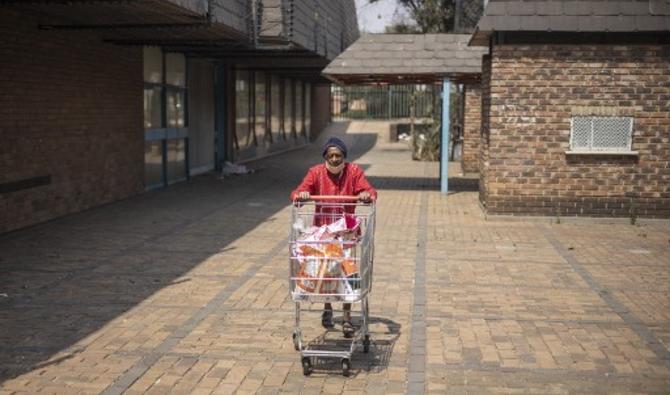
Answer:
331 84 440 120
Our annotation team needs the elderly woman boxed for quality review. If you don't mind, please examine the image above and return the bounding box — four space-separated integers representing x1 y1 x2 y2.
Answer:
290 137 377 337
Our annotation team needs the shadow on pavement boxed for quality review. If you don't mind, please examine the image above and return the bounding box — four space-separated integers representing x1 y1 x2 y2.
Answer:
367 176 439 191
447 176 479 192
0 127 383 383
367 175 478 192
303 316 401 377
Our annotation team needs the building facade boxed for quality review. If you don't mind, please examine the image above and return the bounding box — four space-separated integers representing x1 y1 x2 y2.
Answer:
0 0 358 233
471 0 670 217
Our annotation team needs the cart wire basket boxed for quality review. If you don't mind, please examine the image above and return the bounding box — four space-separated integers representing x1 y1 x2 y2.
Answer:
289 195 376 376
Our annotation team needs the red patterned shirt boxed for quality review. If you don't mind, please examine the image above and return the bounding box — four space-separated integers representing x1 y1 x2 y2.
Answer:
290 163 377 224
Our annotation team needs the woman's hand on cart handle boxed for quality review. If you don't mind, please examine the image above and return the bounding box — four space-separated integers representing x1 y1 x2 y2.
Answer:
297 191 311 201
358 191 372 203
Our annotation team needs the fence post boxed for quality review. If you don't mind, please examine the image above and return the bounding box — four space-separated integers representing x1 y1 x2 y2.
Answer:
386 85 391 119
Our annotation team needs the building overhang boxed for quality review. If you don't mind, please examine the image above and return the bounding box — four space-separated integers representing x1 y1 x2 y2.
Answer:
324 72 481 85
468 0 670 47
4 0 340 80
4 0 248 43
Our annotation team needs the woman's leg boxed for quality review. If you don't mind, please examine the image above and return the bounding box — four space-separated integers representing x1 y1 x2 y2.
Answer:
343 303 351 320
342 303 354 337
322 303 334 328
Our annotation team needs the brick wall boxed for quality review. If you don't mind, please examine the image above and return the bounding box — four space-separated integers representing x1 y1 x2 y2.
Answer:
479 55 492 208
0 10 144 233
462 83 482 173
482 44 670 217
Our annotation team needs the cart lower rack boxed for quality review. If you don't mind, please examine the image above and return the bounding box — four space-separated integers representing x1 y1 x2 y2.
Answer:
289 196 375 376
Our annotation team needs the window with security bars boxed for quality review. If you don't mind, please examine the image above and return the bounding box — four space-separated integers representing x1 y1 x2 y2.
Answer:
570 116 633 152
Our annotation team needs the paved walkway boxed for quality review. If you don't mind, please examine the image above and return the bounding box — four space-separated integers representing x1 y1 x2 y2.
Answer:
1 121 670 394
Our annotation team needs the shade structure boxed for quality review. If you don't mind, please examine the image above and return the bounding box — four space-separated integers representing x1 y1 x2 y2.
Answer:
323 33 488 195
323 33 488 85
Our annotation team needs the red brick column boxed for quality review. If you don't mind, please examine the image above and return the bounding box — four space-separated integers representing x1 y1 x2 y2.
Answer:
462 83 482 173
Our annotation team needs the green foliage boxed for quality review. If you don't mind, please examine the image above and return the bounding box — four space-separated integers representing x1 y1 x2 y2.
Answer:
372 0 455 33
372 0 484 33
411 123 441 161
384 23 421 34
411 91 441 161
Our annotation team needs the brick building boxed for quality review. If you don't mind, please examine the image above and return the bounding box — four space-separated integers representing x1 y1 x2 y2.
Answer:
0 0 358 233
470 0 670 217
462 84 483 173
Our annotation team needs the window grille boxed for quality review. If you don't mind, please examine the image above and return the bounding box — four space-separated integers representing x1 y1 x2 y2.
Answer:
570 116 633 152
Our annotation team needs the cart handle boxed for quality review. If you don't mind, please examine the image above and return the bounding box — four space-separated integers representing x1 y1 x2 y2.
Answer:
292 195 375 203
309 195 360 201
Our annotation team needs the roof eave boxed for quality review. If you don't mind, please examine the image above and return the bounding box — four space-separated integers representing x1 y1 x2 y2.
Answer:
468 28 491 47
321 72 482 85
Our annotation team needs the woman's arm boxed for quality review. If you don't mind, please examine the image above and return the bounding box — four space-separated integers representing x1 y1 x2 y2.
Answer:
290 167 317 201
352 166 377 201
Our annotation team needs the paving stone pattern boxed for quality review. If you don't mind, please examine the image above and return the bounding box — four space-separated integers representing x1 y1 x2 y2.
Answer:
1 121 669 394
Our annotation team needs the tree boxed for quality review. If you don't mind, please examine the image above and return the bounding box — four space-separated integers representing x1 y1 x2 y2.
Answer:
381 3 421 33
371 0 483 34
384 21 421 34
371 0 454 33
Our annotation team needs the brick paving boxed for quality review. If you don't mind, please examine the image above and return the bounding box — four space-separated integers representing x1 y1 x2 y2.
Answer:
1 120 670 394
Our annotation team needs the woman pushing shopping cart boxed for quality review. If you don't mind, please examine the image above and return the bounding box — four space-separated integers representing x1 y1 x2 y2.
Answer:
289 137 377 376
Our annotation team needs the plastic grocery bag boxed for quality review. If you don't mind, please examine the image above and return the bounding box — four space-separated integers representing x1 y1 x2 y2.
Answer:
292 215 362 298
294 242 344 295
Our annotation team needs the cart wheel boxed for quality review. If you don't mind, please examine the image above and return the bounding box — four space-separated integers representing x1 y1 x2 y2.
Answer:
363 335 370 353
341 358 351 377
292 332 300 351
301 357 312 376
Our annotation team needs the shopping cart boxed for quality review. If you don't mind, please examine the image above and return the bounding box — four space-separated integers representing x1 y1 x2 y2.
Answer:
289 196 376 376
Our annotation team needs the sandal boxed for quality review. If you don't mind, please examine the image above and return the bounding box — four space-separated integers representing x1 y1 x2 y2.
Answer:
342 320 355 338
321 309 334 328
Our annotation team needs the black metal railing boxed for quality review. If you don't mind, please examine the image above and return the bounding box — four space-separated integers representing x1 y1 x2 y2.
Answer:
331 84 440 120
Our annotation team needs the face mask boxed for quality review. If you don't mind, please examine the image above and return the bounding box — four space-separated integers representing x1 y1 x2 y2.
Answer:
326 161 344 175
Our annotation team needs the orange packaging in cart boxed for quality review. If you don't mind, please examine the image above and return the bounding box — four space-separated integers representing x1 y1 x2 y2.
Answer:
314 260 338 294
324 243 344 258
299 245 324 257
296 259 339 294
295 241 349 295
341 259 358 276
